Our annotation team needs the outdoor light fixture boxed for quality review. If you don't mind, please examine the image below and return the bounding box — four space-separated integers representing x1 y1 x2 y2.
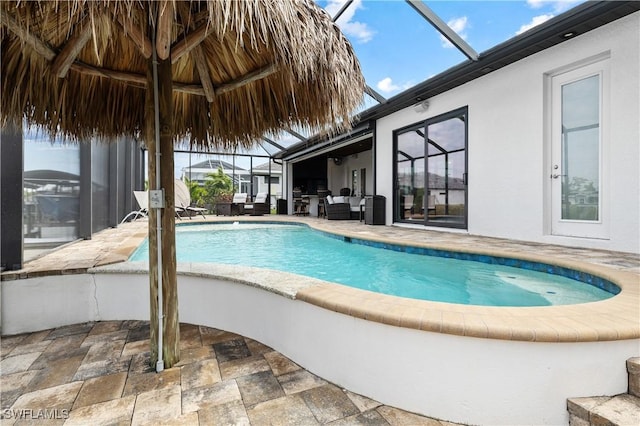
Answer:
413 100 430 113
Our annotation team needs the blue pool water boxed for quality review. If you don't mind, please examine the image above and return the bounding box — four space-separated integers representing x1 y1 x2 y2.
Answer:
129 223 617 307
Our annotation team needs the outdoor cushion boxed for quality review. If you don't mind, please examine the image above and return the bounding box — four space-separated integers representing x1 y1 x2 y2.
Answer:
254 193 268 203
348 197 362 209
333 196 345 204
326 195 334 204
232 193 247 204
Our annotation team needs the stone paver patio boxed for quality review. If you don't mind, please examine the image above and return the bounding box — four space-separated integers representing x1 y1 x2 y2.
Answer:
1 320 458 425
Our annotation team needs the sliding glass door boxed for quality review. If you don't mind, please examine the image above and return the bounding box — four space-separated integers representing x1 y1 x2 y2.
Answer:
394 107 468 228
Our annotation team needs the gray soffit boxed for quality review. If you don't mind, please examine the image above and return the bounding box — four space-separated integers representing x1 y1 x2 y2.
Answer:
280 122 372 161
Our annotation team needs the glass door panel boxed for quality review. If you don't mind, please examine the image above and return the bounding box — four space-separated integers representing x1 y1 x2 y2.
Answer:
560 75 600 221
425 110 467 228
395 127 425 222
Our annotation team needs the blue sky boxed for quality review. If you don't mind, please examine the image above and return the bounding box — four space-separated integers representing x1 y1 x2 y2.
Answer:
319 0 584 100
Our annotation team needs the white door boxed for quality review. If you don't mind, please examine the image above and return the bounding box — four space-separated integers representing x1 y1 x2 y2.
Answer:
550 61 609 239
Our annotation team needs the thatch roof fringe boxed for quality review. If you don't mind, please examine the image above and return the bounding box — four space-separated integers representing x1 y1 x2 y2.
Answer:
1 0 365 150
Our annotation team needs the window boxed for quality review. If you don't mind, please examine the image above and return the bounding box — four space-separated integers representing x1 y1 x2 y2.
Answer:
351 169 358 196
24 134 81 245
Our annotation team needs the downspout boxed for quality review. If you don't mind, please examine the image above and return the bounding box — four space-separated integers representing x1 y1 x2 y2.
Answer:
151 22 164 373
272 158 286 211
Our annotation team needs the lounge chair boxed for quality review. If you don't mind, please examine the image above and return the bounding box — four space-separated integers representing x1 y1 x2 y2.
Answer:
231 193 248 215
120 190 148 223
174 179 207 219
402 194 414 219
244 192 270 216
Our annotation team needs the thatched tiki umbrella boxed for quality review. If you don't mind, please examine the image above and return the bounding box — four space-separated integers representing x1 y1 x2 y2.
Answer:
1 0 364 369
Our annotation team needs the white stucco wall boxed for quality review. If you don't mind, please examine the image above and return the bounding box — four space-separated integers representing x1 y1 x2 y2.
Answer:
375 13 639 253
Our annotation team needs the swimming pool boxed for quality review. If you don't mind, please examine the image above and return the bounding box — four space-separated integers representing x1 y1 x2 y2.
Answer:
129 222 617 306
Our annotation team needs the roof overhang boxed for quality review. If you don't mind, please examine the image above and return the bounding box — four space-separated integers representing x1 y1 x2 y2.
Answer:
277 1 639 160
279 122 372 162
360 0 640 121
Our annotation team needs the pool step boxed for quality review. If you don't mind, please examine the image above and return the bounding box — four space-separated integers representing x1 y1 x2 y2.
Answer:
567 357 640 425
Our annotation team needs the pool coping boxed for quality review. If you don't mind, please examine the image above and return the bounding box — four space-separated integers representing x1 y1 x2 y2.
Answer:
3 217 639 343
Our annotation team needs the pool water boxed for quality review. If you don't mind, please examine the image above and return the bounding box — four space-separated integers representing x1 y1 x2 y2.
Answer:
129 223 616 307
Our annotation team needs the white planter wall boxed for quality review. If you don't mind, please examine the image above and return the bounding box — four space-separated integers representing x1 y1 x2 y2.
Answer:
2 271 638 425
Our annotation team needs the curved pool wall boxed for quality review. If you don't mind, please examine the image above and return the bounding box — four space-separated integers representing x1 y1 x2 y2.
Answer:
2 261 639 425
1 218 638 425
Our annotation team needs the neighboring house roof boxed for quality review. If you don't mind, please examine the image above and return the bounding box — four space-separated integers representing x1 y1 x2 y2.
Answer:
24 169 79 181
252 162 282 173
187 159 242 170
277 1 640 160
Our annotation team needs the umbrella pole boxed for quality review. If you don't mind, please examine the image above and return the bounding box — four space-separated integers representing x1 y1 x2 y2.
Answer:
157 54 180 369
146 34 179 370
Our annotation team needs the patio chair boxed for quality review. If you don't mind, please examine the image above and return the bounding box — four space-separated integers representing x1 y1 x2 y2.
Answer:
232 193 248 215
244 192 270 216
174 179 207 219
325 195 351 220
402 194 414 218
426 194 436 215
292 189 309 216
120 190 148 223
317 189 331 217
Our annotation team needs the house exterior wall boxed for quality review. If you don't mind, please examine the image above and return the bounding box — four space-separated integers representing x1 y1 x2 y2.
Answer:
375 13 639 253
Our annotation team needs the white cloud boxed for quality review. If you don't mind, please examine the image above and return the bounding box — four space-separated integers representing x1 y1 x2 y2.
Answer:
516 14 554 35
377 77 398 93
440 16 469 49
526 0 582 13
527 0 547 9
325 0 375 43
376 77 413 94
